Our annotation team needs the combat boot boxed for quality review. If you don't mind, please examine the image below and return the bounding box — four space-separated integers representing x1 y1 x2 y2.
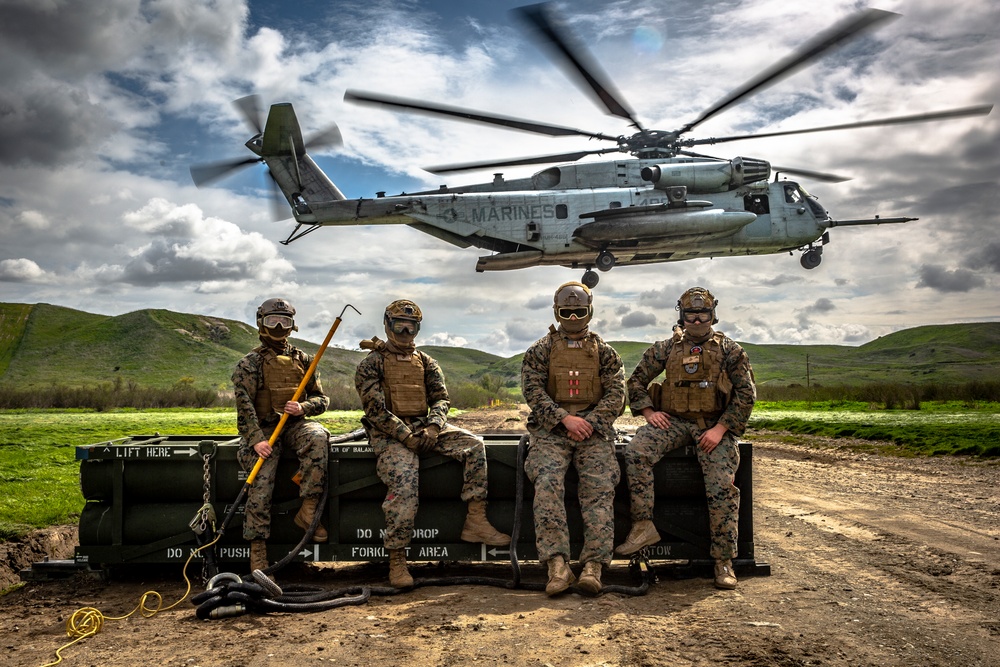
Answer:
545 555 576 596
388 548 413 588
250 539 268 572
714 559 738 590
614 519 661 556
294 496 328 543
577 561 603 595
460 500 511 546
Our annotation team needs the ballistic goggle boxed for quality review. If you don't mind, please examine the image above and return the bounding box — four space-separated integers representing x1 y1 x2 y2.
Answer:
261 314 294 329
388 317 420 335
682 310 712 324
558 306 590 320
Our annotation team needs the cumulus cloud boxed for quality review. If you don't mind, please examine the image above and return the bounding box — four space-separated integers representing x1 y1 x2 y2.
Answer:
523 294 552 310
0 258 46 282
422 331 469 347
916 264 987 292
116 198 295 285
621 311 657 328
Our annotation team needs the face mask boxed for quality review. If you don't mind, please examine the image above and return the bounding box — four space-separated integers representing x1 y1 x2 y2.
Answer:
684 321 713 340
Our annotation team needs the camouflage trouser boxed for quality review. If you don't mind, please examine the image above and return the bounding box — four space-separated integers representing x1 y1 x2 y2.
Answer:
371 424 489 550
237 418 330 540
524 432 620 566
624 418 740 560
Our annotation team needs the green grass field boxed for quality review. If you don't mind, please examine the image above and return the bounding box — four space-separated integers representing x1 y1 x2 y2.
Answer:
0 405 997 540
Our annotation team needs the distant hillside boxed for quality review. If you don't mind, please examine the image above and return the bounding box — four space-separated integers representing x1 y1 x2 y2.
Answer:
0 303 365 391
1 303 998 390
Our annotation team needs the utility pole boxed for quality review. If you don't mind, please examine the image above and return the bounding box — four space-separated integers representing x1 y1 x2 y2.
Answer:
806 354 811 388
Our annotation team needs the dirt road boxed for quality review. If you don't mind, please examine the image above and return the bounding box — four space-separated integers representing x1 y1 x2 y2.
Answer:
2 409 998 666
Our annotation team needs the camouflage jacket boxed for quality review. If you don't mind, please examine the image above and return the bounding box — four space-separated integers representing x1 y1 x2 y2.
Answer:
627 330 756 436
232 344 329 447
521 328 626 438
355 347 451 443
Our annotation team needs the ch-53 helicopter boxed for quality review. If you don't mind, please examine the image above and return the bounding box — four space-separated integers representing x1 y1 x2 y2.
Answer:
191 4 992 288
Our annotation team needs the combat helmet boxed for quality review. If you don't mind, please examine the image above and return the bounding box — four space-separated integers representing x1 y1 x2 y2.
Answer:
676 287 719 326
553 281 593 334
384 299 422 338
256 297 297 340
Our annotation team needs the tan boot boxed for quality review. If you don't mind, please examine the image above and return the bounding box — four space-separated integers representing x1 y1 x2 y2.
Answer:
577 561 603 595
714 559 737 590
460 500 510 546
294 496 328 543
545 555 576 596
388 548 413 588
250 539 268 572
614 519 661 555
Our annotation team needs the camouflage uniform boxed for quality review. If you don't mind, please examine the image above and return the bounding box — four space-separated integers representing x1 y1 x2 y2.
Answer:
624 330 755 560
233 343 330 541
355 342 491 550
521 327 626 566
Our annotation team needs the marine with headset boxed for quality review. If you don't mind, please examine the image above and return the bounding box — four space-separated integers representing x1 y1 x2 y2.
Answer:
232 298 331 574
355 299 510 588
521 282 626 596
615 287 756 589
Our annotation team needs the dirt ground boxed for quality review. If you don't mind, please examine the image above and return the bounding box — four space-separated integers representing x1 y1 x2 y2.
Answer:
2 407 999 667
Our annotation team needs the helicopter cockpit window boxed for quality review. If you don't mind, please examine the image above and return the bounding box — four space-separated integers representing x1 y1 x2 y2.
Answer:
744 194 769 215
556 204 568 219
784 185 803 203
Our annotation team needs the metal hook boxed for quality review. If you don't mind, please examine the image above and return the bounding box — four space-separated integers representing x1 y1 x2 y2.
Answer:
338 303 361 318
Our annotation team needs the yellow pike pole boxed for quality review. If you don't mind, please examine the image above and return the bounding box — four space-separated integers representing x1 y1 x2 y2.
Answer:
217 304 360 537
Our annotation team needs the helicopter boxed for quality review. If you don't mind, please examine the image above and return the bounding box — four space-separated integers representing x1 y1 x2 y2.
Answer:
190 3 992 289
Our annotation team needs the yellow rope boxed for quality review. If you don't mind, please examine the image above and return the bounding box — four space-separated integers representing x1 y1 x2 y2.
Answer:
40 533 222 667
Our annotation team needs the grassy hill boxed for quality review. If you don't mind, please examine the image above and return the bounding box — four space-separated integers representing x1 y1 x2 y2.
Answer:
1 303 998 391
0 303 365 391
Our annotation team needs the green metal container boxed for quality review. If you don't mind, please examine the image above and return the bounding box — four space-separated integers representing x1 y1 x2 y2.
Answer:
74 433 764 573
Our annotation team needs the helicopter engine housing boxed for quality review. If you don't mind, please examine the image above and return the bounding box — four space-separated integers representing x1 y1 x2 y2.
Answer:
641 157 770 194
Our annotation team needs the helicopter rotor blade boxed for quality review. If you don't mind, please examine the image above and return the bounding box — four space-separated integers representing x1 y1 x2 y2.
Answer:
189 157 261 187
678 8 898 136
344 90 619 141
515 3 642 131
304 123 344 151
426 147 622 174
265 169 291 221
233 95 264 135
683 104 995 147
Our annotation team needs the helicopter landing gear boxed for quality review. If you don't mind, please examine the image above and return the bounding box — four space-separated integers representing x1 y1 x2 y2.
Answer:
800 247 823 269
595 250 616 272
582 269 600 289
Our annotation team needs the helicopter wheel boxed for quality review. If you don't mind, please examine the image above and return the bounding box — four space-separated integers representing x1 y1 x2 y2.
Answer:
800 249 822 270
595 250 616 272
582 269 600 289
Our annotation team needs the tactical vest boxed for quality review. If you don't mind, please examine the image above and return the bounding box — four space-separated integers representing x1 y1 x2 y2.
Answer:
659 332 732 419
253 346 307 419
381 350 428 418
546 328 603 415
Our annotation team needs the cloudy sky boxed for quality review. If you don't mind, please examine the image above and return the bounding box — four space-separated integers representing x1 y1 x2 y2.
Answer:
1 0 997 358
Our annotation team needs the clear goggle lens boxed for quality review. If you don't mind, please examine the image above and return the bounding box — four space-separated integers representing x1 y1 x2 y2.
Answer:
558 307 590 320
683 310 712 324
389 318 419 335
262 314 294 329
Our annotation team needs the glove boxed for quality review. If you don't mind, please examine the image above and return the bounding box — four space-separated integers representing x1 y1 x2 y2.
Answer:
402 433 421 452
414 424 440 453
